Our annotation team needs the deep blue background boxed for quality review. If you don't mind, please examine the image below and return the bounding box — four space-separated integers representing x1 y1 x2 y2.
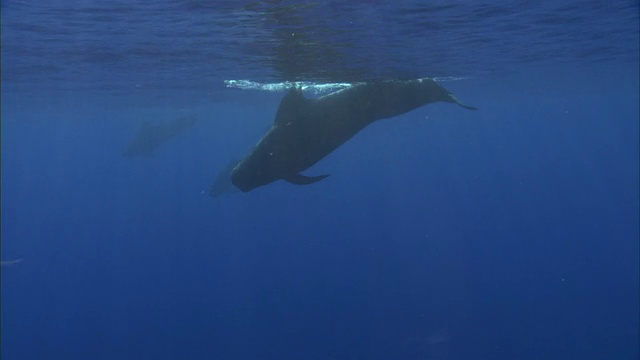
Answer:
2 2 639 359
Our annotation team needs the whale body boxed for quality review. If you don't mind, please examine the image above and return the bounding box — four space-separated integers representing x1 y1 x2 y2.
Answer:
123 115 197 158
227 78 476 193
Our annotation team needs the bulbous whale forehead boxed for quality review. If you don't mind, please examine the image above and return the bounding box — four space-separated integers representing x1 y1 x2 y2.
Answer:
230 154 275 192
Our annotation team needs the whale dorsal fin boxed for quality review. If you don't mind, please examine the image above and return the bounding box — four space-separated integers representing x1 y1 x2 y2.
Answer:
283 173 329 186
274 88 309 126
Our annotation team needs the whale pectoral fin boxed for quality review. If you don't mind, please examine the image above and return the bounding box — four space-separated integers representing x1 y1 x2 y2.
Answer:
448 94 477 110
284 173 330 186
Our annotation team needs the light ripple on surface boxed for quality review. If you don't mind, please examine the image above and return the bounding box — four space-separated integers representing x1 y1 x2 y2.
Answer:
1 0 638 95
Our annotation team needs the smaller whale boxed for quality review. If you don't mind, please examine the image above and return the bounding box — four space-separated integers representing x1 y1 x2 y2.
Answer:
0 258 24 266
123 115 197 158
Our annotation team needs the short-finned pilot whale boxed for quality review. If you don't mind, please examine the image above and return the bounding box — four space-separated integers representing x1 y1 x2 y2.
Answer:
225 78 476 193
123 115 197 158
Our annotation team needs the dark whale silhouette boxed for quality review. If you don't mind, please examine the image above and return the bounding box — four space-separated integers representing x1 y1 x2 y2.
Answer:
123 115 197 158
226 78 476 193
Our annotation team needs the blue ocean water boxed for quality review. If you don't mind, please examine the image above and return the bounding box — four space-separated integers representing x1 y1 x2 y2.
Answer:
1 1 638 359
